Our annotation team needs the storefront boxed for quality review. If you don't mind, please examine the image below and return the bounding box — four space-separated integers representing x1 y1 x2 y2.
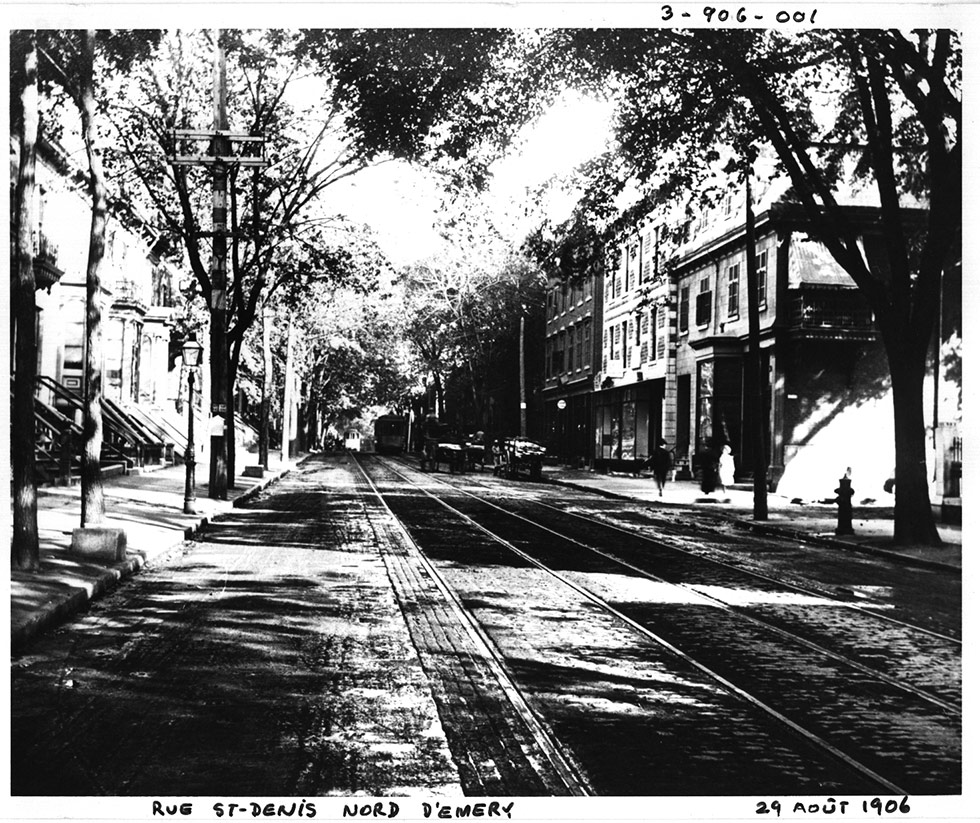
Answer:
594 380 663 472
543 389 594 466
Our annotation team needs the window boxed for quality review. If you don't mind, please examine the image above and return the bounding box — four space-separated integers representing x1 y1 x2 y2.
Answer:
583 321 591 370
696 276 712 326
622 320 629 365
679 286 690 333
756 249 769 309
727 263 740 317
635 313 642 346
575 324 584 370
656 307 666 359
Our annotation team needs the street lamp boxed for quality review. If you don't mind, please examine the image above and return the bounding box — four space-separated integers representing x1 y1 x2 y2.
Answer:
182 334 204 514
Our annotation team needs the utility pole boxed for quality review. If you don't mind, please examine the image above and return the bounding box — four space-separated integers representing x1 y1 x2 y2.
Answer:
209 31 230 499
167 28 266 499
519 314 527 438
745 167 769 520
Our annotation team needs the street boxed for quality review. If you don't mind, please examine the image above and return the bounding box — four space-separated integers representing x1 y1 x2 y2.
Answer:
10 454 961 797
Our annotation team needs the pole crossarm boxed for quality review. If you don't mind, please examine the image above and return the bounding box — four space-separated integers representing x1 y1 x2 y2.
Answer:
166 129 268 169
169 155 268 167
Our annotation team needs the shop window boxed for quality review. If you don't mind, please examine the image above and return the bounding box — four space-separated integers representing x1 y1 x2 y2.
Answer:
677 374 691 458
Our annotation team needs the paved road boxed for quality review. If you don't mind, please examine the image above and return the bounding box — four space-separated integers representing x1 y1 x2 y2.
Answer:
11 454 961 797
11 459 461 796
360 454 961 796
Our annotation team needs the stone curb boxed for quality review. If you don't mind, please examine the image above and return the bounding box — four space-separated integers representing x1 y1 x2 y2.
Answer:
11 461 304 654
546 477 960 574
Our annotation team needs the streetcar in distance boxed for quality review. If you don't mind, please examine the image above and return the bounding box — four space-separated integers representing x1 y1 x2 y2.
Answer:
373 414 408 454
344 430 362 452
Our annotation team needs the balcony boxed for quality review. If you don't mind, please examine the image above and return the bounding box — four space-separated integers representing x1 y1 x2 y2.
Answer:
32 231 64 291
111 277 148 313
787 286 877 340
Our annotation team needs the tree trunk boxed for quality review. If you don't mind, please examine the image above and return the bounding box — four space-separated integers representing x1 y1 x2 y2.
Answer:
433 369 445 420
226 357 237 487
259 307 272 468
12 31 40 571
281 318 295 462
884 332 942 546
744 171 768 519
79 29 107 527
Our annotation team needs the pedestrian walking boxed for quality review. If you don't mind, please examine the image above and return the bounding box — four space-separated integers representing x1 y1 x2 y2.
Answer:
696 446 719 494
647 438 673 497
718 444 735 493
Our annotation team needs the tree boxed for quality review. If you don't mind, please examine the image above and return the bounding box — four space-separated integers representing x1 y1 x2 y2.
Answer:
536 29 960 546
34 30 159 526
11 31 41 569
398 203 545 435
264 259 413 439
106 29 418 490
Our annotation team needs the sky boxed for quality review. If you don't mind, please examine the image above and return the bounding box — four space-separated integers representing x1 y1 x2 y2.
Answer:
317 92 616 268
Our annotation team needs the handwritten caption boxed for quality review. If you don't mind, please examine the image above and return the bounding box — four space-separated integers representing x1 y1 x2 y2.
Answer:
756 797 912 817
661 6 819 24
151 800 516 819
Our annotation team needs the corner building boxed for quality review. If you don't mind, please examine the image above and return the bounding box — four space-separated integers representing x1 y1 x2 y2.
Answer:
569 181 959 508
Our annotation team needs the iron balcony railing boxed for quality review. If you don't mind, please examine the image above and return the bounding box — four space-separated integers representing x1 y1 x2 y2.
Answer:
788 287 876 333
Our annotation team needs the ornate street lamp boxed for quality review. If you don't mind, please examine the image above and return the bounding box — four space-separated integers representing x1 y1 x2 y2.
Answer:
182 334 204 514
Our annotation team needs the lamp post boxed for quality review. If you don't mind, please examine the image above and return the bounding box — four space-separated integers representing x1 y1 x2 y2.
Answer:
182 334 204 514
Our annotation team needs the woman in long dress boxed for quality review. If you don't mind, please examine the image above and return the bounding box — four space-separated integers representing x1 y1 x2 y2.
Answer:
718 444 735 492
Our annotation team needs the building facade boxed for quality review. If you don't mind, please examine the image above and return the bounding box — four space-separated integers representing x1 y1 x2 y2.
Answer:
540 180 961 511
12 135 185 479
541 270 601 464
593 223 673 472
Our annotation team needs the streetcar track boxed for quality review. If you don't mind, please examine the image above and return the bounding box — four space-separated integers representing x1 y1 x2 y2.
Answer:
360 454 918 795
347 454 594 797
393 455 960 648
399 473 959 715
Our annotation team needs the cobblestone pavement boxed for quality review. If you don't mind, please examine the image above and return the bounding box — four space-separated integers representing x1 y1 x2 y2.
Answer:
11 459 460 797
360 458 898 795
361 455 961 796
10 453 962 798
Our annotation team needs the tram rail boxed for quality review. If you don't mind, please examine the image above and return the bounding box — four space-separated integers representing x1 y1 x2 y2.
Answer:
355 452 960 795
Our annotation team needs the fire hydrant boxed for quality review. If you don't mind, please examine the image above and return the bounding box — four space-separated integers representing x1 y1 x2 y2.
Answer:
835 469 855 536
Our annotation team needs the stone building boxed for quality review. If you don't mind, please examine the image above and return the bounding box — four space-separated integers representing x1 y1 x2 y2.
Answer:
540 178 961 512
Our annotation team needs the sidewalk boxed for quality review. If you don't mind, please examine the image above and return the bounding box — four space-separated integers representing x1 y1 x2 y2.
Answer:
10 451 304 654
543 466 962 572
